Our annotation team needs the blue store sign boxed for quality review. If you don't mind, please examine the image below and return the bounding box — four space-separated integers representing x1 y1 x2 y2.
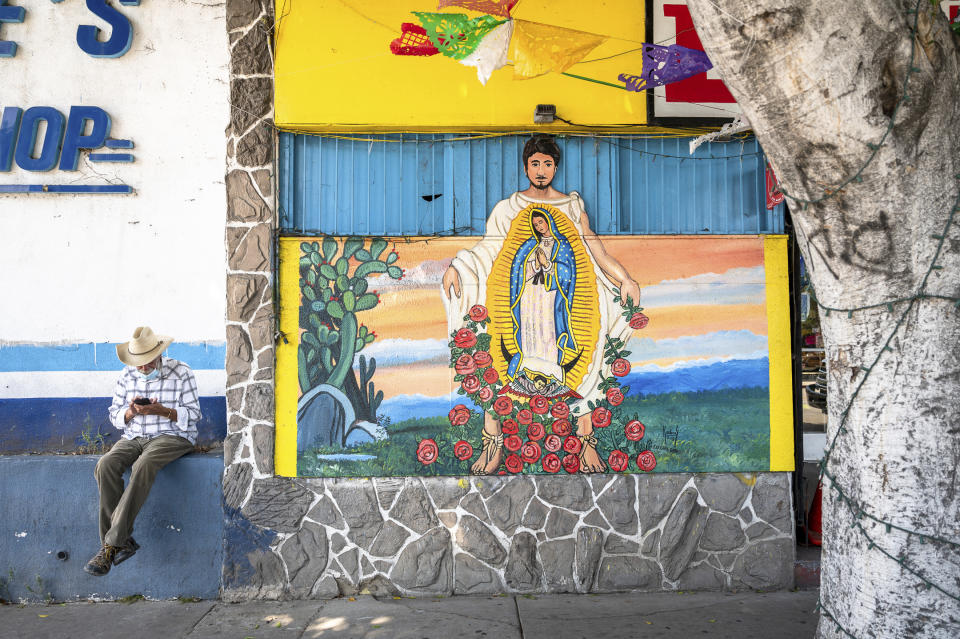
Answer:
0 0 141 194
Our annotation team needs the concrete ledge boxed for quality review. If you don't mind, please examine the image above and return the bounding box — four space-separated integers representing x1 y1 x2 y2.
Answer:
0 454 224 602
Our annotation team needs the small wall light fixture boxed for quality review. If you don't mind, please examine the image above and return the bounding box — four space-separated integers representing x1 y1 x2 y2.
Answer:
533 104 556 124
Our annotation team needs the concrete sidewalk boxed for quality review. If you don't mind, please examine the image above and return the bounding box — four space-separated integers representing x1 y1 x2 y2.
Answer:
0 590 818 639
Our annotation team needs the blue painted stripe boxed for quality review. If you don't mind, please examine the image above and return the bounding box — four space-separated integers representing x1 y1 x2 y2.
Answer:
105 139 134 149
0 396 227 453
0 342 226 372
48 184 134 193
0 184 134 193
88 153 134 163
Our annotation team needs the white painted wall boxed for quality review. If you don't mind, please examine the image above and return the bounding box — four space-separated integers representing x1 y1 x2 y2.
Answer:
0 1 229 343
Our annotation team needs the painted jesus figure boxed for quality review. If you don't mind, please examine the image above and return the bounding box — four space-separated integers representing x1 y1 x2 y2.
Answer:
442 134 641 475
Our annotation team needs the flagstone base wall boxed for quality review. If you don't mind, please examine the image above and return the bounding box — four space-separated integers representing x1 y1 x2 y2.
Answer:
220 472 795 600
222 0 795 602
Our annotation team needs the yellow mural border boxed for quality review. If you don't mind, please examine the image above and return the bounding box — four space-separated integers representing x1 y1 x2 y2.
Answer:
275 237 301 477
764 235 794 471
276 234 796 475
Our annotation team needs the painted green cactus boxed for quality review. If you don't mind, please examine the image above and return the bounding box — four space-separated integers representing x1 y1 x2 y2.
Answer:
298 236 402 422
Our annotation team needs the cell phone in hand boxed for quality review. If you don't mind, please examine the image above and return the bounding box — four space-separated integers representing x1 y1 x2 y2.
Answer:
133 398 152 406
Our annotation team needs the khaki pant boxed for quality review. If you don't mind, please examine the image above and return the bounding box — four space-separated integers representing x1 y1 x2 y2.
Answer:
95 434 194 547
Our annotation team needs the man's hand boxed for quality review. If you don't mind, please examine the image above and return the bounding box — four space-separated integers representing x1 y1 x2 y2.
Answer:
442 266 461 300
619 279 642 308
125 396 146 423
137 399 167 416
127 397 176 422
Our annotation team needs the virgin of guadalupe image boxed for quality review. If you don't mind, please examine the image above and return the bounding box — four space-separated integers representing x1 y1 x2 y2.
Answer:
503 208 581 401
442 134 642 475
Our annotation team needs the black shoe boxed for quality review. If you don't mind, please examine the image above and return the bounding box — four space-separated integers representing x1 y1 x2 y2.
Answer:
113 537 140 566
84 545 118 576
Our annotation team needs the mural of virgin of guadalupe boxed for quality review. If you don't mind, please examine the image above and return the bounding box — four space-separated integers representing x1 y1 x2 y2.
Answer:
504 208 582 401
443 135 641 475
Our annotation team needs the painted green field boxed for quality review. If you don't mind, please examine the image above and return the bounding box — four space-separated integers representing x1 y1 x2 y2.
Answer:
297 386 771 477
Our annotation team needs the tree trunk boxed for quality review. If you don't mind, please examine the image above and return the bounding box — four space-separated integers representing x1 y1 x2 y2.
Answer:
685 1 960 636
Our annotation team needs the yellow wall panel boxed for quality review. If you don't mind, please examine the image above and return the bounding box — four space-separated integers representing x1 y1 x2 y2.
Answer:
765 235 795 471
274 0 648 131
275 238 301 477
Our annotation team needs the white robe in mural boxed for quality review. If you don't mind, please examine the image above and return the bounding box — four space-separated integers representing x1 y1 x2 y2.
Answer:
443 191 631 405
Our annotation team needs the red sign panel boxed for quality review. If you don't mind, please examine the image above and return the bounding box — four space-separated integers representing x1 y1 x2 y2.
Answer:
651 0 740 119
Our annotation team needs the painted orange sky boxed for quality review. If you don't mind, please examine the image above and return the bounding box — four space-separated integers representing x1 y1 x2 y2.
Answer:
360 236 766 342
325 236 770 398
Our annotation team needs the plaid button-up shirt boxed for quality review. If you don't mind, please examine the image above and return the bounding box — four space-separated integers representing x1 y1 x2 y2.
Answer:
107 357 202 444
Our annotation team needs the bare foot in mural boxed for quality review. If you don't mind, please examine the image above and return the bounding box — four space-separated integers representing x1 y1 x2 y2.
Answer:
576 413 607 473
471 414 503 475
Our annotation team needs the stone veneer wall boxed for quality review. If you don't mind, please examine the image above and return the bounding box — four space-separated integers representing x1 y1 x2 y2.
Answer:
222 0 277 576
223 473 795 600
221 0 796 601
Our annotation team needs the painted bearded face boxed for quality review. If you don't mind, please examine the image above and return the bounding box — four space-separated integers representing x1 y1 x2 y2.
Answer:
525 152 557 191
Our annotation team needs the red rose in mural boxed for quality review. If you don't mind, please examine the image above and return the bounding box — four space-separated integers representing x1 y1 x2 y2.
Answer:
520 441 542 464
624 420 645 441
504 453 523 473
501 418 519 435
543 434 562 453
611 358 631 377
461 374 481 394
477 386 494 402
417 438 439 465
629 312 649 330
448 404 471 426
454 328 477 349
551 419 572 437
542 453 561 473
454 353 476 375
563 435 582 455
517 409 533 425
562 454 581 474
468 304 488 322
529 395 549 414
607 449 629 472
606 387 624 407
550 401 570 419
526 421 545 441
453 440 473 461
483 367 499 385
591 407 612 429
493 396 513 416
504 434 523 452
473 350 493 368
637 450 657 472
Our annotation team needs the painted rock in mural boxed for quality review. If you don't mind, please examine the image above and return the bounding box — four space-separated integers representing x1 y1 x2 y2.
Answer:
296 384 355 451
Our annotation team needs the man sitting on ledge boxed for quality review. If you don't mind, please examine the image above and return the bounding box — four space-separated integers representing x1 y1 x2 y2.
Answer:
84 326 201 576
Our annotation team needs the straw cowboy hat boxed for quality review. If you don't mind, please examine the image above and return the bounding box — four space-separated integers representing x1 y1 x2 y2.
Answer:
116 326 173 367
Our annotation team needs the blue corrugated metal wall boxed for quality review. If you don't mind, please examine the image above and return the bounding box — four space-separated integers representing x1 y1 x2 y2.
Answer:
278 133 783 236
